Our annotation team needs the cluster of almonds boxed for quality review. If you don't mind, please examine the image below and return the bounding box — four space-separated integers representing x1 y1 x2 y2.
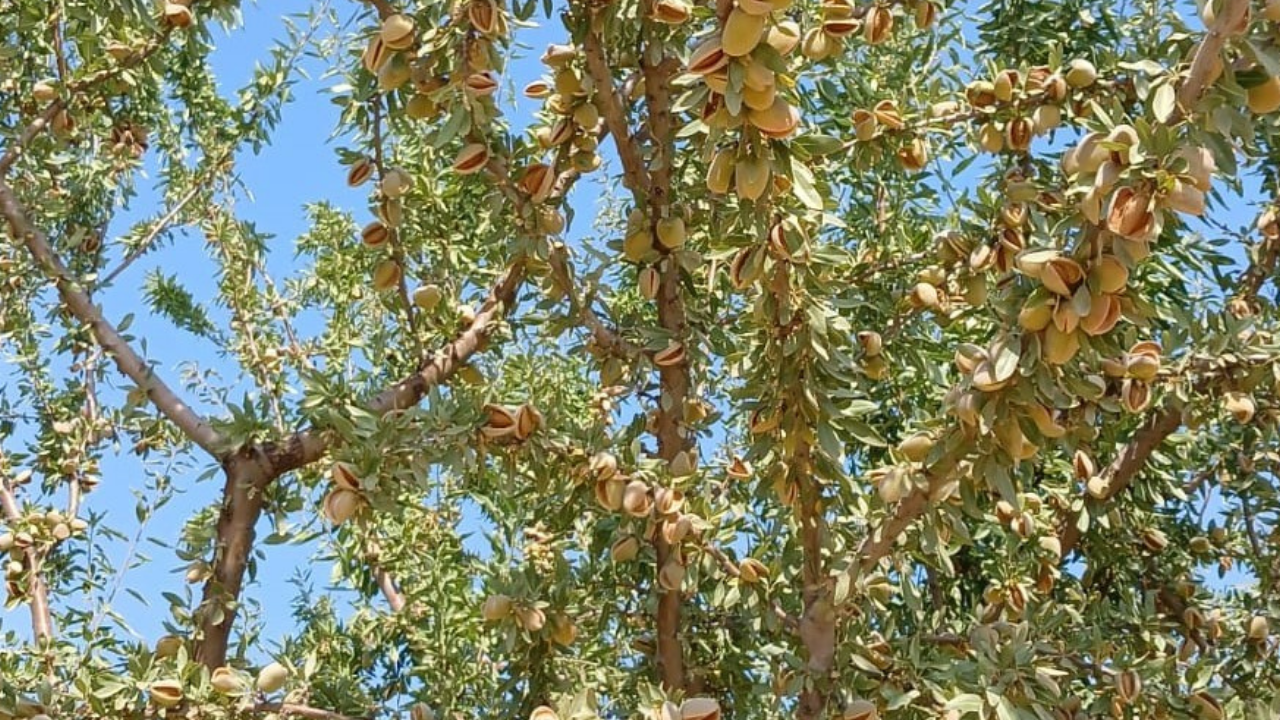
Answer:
624 206 689 276
687 1 802 203
1 508 88 596
349 157 415 296
517 43 605 187
1014 249 1131 365
1063 125 1215 255
362 5 507 116
479 402 543 442
966 61 1092 154
145 645 288 707
323 461 368 526
846 99 928 172
1098 340 1163 413
481 592 552 634
802 0 938 61
586 451 705 591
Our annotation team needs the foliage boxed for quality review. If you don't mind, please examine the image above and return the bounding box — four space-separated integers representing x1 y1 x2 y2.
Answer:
1 0 1279 719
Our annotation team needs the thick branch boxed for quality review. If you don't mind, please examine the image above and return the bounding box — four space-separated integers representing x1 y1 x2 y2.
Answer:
260 263 526 476
795 446 833 720
1175 0 1248 117
0 178 227 457
1057 407 1183 556
194 448 273 667
581 27 651 199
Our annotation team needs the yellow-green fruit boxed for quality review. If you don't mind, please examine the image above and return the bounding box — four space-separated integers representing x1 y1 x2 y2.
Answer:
723 9 767 57
1064 58 1097 88
978 123 1003 153
656 216 687 249
256 662 290 693
706 149 735 194
1248 76 1280 114
735 155 770 202
413 284 442 310
405 94 438 120
624 229 655 262
898 432 934 462
378 55 411 92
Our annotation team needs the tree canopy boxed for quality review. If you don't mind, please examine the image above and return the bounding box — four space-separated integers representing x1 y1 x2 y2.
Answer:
1 0 1279 718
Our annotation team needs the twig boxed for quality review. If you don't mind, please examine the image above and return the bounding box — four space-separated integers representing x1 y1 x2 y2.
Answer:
97 182 205 288
253 701 372 720
547 247 639 358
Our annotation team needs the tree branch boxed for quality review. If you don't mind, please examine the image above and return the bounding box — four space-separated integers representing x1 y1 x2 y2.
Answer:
0 474 53 642
0 178 228 457
0 28 174 176
1057 406 1183 556
547 246 639 358
581 26 651 199
260 262 527 476
1175 0 1247 117
253 701 372 720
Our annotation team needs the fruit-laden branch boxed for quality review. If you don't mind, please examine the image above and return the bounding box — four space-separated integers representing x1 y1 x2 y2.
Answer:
1056 407 1182 555
1053 197 1280 557
188 263 526 668
0 472 53 641
0 26 176 176
583 4 690 691
252 701 372 720
639 4 692 693
0 179 228 457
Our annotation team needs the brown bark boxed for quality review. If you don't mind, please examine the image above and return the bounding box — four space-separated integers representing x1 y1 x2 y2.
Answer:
194 448 273 667
0 179 228 457
795 446 834 720
653 263 689 692
1057 407 1183 556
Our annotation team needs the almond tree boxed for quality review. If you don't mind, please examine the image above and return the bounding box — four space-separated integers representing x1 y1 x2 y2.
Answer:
1 0 1279 718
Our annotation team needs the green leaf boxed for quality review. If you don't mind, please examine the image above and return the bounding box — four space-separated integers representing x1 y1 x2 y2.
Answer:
791 157 824 210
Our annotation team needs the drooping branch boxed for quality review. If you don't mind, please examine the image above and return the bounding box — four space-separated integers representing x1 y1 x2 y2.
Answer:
0 178 228 457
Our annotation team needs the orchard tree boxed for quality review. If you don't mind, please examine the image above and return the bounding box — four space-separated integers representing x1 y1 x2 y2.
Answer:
2 0 1280 717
